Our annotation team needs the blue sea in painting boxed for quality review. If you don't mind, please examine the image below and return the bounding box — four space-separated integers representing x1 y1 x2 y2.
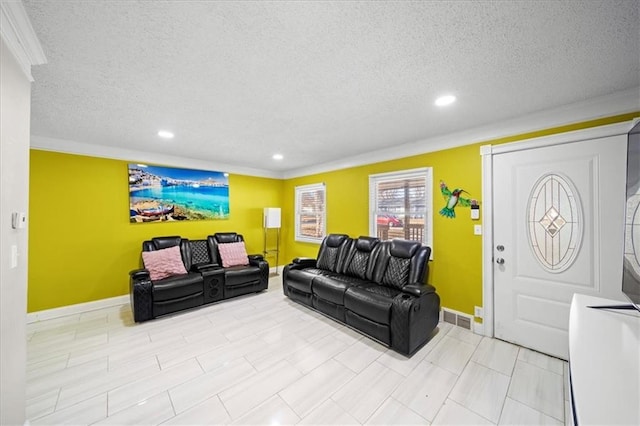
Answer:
128 163 229 221
131 185 229 216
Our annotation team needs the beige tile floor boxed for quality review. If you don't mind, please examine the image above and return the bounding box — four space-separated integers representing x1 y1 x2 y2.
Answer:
26 276 569 425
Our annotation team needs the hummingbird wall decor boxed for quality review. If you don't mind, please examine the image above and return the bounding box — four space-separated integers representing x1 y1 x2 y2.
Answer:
439 180 478 218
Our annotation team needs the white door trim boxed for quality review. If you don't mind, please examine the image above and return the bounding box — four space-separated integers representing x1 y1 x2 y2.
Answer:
480 120 637 338
480 144 494 337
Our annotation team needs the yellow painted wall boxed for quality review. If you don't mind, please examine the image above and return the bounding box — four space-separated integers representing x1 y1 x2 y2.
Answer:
28 113 638 314
281 113 639 316
281 143 484 315
28 150 283 312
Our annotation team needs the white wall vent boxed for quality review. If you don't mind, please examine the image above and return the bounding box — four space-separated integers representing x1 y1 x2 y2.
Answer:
441 308 473 330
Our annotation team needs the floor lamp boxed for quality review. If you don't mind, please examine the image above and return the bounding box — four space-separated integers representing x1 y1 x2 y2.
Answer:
263 207 281 275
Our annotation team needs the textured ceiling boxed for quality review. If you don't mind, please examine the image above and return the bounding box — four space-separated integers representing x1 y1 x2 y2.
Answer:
23 0 640 176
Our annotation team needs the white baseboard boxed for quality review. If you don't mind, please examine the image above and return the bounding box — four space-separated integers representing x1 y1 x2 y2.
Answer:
268 265 285 276
26 295 129 323
28 269 285 324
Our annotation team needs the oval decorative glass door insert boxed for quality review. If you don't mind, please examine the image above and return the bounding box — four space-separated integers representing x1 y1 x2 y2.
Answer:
527 173 583 273
625 193 640 275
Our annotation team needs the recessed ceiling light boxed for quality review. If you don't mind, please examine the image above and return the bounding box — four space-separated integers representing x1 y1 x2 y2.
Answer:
272 154 284 160
157 130 174 139
136 164 148 168
434 95 456 107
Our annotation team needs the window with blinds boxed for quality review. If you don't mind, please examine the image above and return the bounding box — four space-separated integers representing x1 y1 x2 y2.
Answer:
369 168 433 248
295 183 326 243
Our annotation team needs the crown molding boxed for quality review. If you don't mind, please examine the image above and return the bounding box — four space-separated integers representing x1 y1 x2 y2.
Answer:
282 87 640 179
30 135 284 179
487 120 635 156
31 88 639 181
0 0 46 82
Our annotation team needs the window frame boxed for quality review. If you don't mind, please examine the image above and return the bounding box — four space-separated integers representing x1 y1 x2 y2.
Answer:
294 182 326 244
369 167 433 249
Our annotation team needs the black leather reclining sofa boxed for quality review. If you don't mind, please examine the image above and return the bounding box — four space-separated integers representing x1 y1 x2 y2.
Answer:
283 234 440 356
130 233 268 322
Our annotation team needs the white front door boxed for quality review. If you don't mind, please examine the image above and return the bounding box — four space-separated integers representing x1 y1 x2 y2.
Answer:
492 134 627 359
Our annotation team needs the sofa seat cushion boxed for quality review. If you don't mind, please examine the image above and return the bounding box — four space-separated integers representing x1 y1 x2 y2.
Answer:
344 283 402 325
224 265 261 286
286 267 326 294
152 273 203 302
313 274 366 305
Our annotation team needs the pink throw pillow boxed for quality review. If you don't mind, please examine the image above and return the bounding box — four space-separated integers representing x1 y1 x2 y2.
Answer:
142 245 187 281
218 242 249 267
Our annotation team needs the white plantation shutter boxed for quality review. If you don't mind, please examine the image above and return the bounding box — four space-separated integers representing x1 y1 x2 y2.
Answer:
369 168 433 248
295 183 326 243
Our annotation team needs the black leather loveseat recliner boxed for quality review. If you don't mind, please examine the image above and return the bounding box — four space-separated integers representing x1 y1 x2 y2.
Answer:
207 232 270 299
283 234 440 356
130 234 269 322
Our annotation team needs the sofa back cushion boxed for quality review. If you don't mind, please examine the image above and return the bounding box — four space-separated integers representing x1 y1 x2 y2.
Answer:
218 241 249 267
316 234 350 273
142 245 188 281
143 236 192 270
344 236 380 280
207 233 245 266
373 240 430 289
150 236 182 250
213 232 241 244
189 239 211 265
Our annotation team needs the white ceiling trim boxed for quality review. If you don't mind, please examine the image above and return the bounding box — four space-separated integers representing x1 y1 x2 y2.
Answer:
31 88 639 181
30 135 283 179
283 88 639 179
482 120 637 156
0 0 46 82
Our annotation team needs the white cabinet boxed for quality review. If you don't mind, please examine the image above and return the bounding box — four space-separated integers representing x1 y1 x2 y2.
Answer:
568 294 640 425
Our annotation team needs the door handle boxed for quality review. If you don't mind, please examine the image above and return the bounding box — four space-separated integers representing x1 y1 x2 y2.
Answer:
496 258 505 265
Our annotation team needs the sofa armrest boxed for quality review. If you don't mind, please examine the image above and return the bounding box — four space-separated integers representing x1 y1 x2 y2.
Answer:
130 274 153 322
292 257 317 268
248 254 266 267
130 268 150 281
402 283 437 297
392 285 440 355
248 254 264 261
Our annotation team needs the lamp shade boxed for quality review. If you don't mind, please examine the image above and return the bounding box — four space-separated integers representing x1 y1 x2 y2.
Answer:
263 207 281 228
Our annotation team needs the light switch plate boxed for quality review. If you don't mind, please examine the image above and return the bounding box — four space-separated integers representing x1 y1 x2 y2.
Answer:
474 306 484 318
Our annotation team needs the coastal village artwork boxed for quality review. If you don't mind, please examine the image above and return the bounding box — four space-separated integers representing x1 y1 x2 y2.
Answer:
128 164 229 223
